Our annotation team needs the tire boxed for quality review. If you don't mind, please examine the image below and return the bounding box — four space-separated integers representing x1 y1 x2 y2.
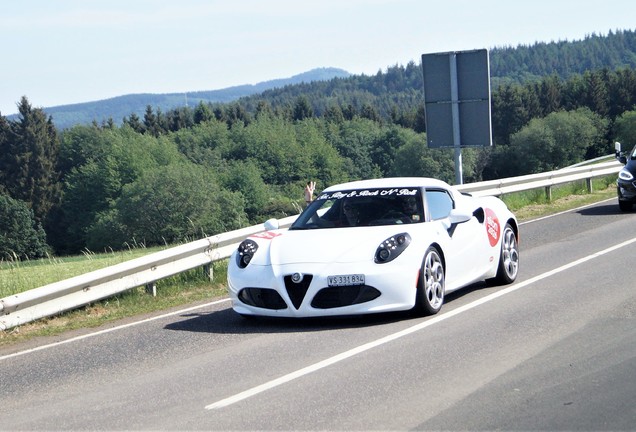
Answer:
494 223 519 285
414 247 445 315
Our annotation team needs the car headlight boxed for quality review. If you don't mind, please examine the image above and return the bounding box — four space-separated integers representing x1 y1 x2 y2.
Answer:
375 233 411 264
236 239 258 268
619 168 634 181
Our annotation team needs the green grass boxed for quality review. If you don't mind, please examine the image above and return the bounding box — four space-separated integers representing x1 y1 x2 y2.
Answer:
0 175 619 348
501 176 616 219
1 246 159 298
0 259 229 347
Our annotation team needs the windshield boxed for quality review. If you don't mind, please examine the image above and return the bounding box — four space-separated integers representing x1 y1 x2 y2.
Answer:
290 187 423 230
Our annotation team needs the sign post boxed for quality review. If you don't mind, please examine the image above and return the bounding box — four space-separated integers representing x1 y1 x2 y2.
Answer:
421 49 492 184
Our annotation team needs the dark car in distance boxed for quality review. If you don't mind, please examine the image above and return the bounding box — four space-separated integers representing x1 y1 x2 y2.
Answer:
615 142 636 211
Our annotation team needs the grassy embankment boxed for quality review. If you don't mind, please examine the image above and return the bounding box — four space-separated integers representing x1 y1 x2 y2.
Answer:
0 176 618 347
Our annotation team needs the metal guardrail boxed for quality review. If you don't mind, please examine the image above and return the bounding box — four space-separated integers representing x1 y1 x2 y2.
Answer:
456 160 621 197
0 160 622 330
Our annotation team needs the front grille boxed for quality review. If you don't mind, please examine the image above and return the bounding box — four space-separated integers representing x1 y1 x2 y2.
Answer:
311 285 381 309
284 274 313 309
238 288 287 310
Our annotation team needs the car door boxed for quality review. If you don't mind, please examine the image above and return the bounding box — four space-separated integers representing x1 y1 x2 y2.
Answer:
425 189 490 291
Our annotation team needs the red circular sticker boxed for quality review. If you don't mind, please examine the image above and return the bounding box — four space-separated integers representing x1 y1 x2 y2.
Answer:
250 231 281 240
485 208 500 247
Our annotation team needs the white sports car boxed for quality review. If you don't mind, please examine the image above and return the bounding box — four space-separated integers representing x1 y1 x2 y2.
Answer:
227 177 519 317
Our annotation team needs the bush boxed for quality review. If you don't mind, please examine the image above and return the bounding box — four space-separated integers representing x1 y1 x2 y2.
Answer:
0 194 50 259
88 164 248 249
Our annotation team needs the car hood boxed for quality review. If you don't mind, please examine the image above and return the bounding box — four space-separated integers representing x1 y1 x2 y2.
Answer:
254 226 405 265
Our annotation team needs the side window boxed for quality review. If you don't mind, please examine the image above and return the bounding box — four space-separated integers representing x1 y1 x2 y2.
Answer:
426 190 453 220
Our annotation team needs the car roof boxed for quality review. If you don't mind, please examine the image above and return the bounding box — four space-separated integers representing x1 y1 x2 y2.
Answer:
321 177 453 192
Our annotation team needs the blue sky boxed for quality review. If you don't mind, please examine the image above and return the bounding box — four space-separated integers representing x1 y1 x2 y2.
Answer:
1 0 634 115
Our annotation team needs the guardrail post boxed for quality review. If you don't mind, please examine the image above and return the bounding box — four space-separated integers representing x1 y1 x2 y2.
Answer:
145 283 157 297
203 264 213 281
545 186 552 202
586 178 593 193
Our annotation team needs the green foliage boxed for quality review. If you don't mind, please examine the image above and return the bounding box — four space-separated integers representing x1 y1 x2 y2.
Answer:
490 30 636 82
88 164 247 250
170 119 230 167
0 194 50 260
326 117 383 179
508 108 608 174
193 101 214 124
491 84 530 145
0 97 60 224
614 110 636 147
51 125 187 253
293 96 314 121
219 159 270 223
226 117 310 185
56 159 123 252
390 138 456 183
293 119 348 187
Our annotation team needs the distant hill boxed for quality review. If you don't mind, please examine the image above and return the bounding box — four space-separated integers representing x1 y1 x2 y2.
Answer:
14 29 636 130
36 67 351 129
489 29 636 84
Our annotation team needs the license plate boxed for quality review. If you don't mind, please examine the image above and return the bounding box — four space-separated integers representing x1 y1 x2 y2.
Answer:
328 274 365 286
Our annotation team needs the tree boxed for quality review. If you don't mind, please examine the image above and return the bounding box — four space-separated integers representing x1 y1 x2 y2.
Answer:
583 69 610 117
294 119 348 188
614 110 636 147
167 107 193 132
193 101 214 124
608 68 636 119
360 103 381 123
255 100 274 120
491 84 529 145
0 193 49 259
414 105 427 134
227 117 310 185
390 138 455 183
327 118 383 180
538 75 563 115
57 159 123 252
371 126 411 175
0 97 60 223
292 96 313 121
323 105 344 124
220 160 270 222
0 115 12 193
508 108 607 174
143 105 167 136
123 112 144 133
170 119 230 167
89 164 247 249
225 103 251 127
51 125 185 253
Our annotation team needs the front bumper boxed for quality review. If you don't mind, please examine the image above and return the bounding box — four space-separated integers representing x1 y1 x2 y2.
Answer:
227 261 419 317
617 179 636 202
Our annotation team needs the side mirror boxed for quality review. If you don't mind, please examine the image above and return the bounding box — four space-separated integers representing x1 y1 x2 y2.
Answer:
441 209 472 232
263 218 279 231
616 142 628 165
448 209 472 225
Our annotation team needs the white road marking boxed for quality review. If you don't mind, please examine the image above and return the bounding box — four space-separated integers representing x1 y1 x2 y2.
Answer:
0 298 231 361
205 235 636 410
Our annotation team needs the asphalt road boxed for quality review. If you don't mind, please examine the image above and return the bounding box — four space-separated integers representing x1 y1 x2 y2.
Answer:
1 199 635 431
